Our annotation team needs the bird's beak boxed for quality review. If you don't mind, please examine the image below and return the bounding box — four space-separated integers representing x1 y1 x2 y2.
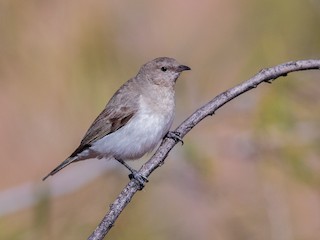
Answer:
177 65 191 72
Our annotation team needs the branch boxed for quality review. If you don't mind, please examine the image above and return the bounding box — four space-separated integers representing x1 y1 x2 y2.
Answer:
88 59 320 240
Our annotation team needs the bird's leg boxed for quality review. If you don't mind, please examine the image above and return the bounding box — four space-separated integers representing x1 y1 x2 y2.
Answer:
166 131 184 145
114 158 148 189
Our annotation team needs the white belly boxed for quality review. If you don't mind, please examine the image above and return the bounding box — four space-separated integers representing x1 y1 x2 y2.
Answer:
90 97 174 160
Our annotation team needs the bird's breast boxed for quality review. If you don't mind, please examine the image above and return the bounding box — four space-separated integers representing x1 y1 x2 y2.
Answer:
134 94 175 145
91 94 175 160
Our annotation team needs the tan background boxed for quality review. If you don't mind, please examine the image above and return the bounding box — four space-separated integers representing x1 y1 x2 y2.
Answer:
1 0 320 239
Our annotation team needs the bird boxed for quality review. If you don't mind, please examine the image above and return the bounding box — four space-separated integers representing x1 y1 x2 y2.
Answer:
43 57 190 185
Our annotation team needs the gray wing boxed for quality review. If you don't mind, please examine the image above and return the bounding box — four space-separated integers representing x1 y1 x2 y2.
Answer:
70 81 140 157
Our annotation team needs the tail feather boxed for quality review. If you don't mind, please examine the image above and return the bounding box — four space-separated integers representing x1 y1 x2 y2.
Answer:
42 157 77 181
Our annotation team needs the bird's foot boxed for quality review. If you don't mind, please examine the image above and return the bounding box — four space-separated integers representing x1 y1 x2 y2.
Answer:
129 170 149 190
167 131 184 145
115 158 148 190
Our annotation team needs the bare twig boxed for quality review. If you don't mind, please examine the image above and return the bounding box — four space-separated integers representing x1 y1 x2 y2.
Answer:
88 59 320 240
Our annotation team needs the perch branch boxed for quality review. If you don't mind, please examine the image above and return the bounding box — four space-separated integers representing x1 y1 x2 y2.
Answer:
88 59 320 240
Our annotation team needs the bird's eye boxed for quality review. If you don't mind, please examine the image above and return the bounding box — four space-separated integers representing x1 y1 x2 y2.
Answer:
161 67 167 72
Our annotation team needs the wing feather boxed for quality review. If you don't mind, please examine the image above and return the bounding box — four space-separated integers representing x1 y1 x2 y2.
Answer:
69 80 140 157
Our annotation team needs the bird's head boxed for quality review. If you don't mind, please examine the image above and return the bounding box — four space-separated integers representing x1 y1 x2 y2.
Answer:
138 57 191 87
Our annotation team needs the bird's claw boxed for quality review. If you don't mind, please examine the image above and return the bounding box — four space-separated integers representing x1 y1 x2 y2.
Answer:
129 170 148 190
115 158 148 190
167 131 184 145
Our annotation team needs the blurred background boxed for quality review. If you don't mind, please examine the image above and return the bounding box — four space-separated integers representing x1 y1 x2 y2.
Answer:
1 0 320 239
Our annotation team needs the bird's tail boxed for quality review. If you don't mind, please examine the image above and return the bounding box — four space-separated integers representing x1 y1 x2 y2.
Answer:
42 156 77 181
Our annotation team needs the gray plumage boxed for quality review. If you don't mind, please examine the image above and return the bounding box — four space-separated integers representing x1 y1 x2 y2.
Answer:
43 57 190 180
